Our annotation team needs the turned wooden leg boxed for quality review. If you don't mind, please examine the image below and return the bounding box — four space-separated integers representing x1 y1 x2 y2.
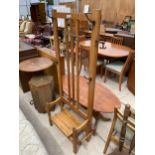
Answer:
73 128 78 154
129 134 135 154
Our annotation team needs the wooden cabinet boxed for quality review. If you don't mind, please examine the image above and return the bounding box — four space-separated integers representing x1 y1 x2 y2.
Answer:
127 57 135 95
30 2 46 24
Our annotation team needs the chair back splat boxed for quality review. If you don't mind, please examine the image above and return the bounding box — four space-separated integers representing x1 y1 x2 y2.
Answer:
46 10 101 153
111 36 123 45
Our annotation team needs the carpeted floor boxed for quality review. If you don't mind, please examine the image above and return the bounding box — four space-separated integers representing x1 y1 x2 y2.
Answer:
19 69 135 155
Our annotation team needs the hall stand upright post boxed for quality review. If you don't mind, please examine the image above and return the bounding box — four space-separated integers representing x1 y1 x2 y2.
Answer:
46 10 101 153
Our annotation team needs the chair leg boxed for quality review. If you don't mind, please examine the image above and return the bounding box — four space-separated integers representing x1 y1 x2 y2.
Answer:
129 134 135 154
104 69 108 83
46 104 53 126
103 126 114 154
103 115 117 154
73 128 78 154
119 74 123 91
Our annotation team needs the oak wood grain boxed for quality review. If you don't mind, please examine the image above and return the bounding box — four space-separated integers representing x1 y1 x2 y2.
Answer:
19 57 53 72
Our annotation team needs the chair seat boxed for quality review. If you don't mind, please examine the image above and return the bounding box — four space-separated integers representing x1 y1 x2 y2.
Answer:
52 109 81 137
106 61 124 73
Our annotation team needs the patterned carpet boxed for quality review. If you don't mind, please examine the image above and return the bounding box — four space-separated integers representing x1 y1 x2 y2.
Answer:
19 109 48 155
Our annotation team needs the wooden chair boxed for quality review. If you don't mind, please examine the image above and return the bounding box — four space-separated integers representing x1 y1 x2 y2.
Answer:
46 10 101 153
104 51 133 91
100 30 123 77
111 36 123 45
19 21 27 32
79 42 103 73
104 104 135 155
19 21 34 37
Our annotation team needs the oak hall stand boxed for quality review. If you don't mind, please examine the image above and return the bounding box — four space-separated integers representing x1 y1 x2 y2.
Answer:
46 10 101 153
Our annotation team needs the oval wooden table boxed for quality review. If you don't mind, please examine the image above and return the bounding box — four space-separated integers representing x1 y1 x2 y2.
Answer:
63 75 120 113
63 75 121 128
79 40 130 58
19 57 53 72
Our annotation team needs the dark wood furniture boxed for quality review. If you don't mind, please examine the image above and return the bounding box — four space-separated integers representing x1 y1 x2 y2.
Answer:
19 57 53 92
82 29 135 49
127 57 135 95
105 28 122 34
19 42 38 62
104 104 135 155
114 32 135 49
47 10 101 154
29 75 54 113
111 36 123 45
19 57 53 72
30 2 46 24
19 44 65 93
82 29 114 42
37 47 65 79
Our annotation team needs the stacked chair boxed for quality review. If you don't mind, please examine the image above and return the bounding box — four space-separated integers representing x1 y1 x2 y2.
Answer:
46 10 101 153
111 36 123 45
19 21 34 37
104 104 135 155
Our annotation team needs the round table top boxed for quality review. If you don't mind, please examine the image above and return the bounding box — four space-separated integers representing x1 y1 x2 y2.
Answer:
19 57 53 72
63 75 120 113
79 40 130 58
